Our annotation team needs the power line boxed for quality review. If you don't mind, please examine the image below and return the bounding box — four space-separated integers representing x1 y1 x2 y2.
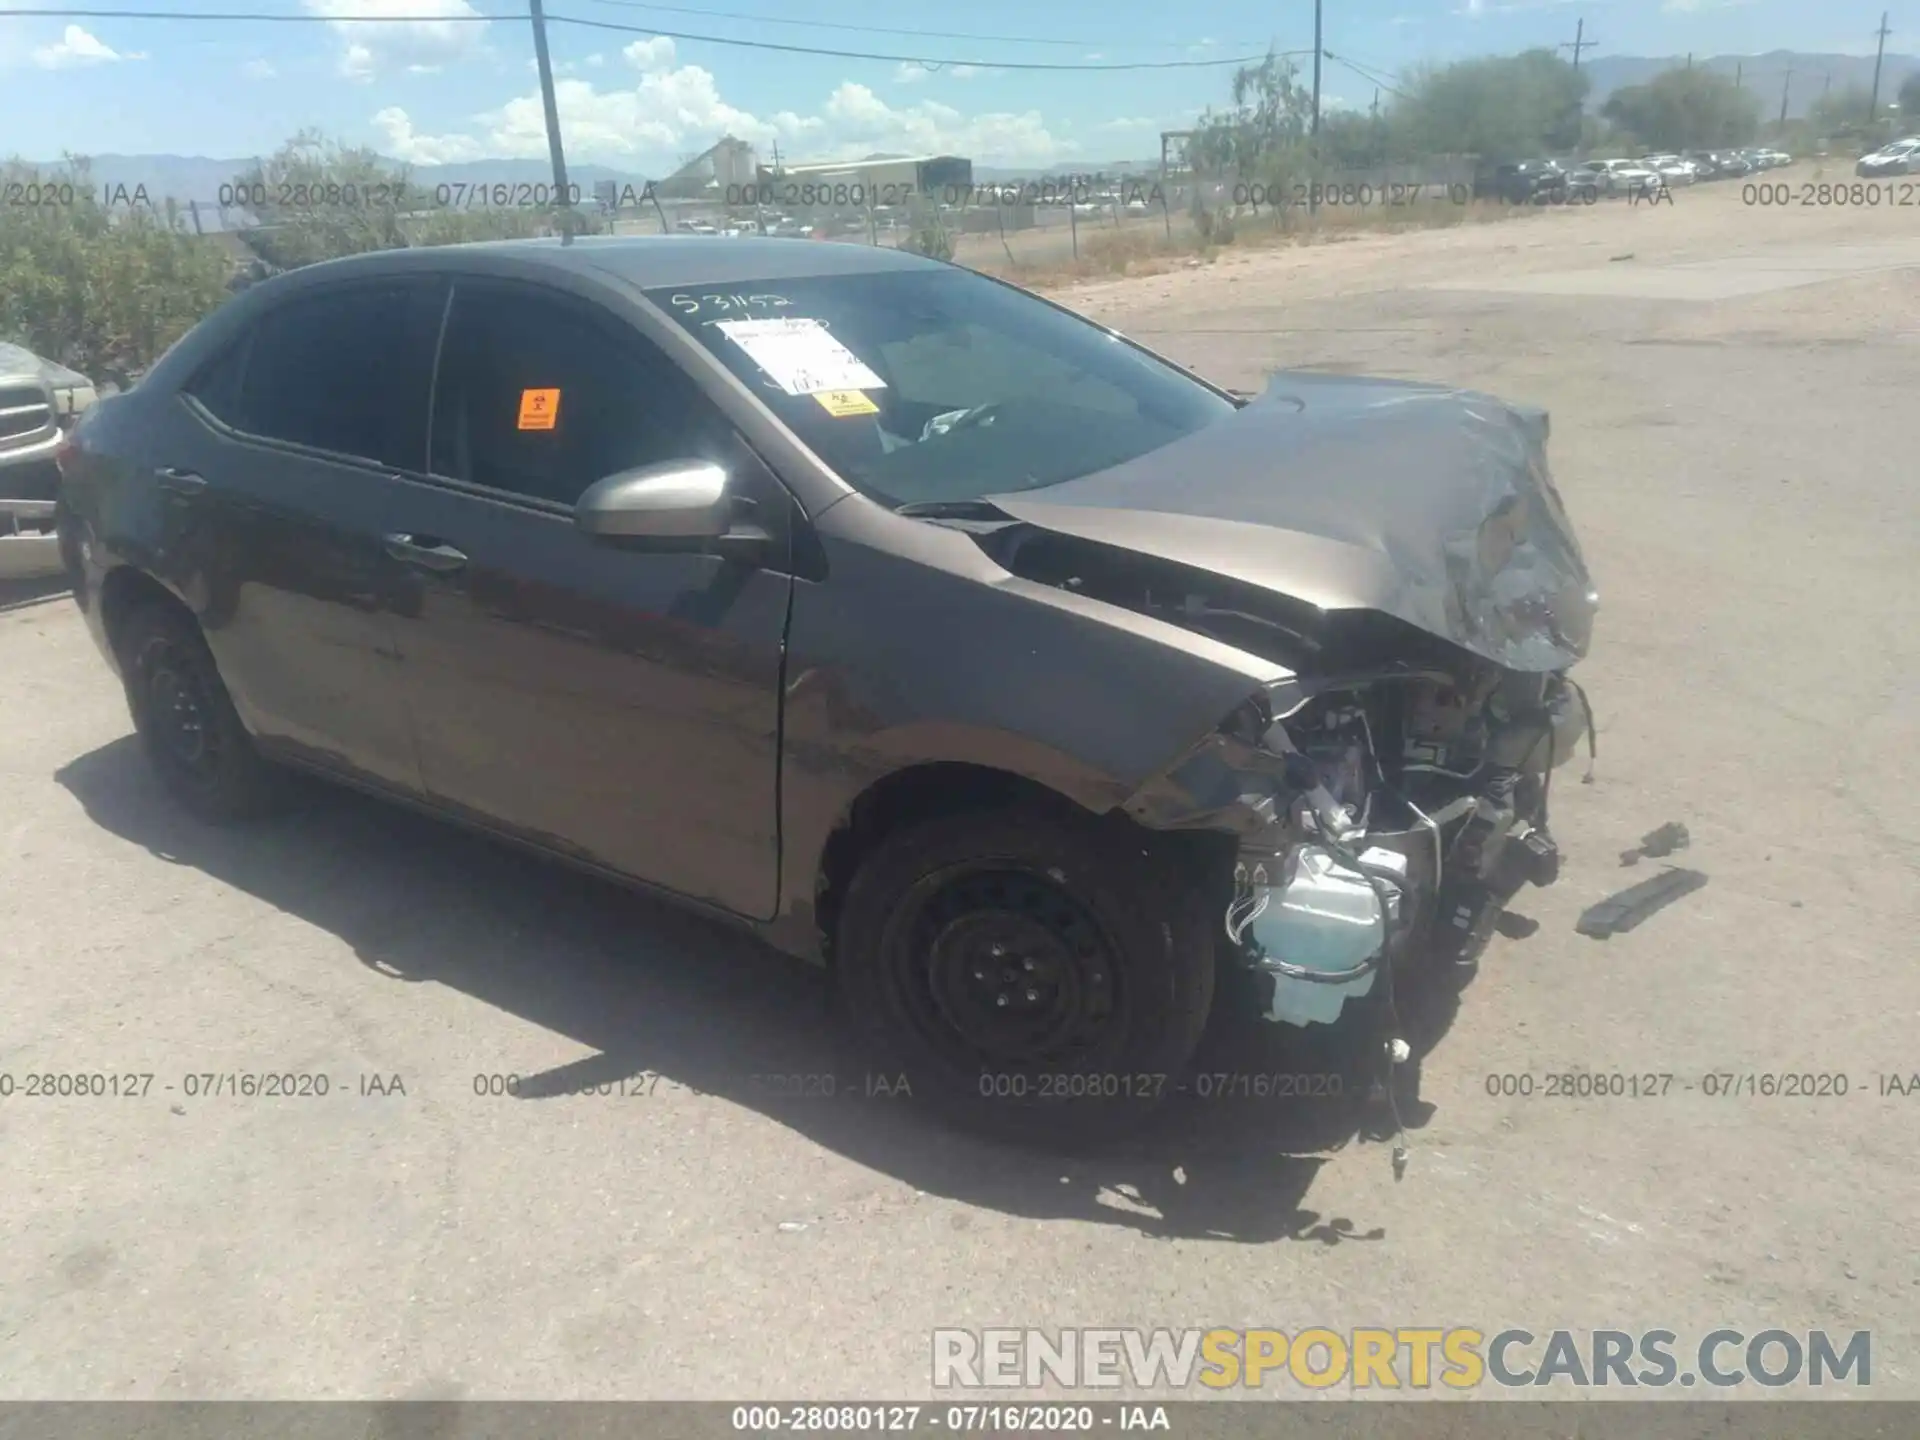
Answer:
1328 47 1406 82
1324 50 1409 102
572 0 1271 51
3 7 1277 69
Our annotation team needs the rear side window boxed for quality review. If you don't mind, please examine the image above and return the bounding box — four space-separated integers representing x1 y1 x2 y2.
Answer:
226 283 436 469
429 281 720 507
182 336 249 425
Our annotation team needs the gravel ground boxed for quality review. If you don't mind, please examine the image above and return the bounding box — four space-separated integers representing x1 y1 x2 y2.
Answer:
1 173 1916 1402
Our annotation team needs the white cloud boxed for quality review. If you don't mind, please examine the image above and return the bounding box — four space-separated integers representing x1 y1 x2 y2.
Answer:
585 52 604 67
302 0 487 81
242 57 277 78
373 60 1070 173
894 61 929 84
32 23 141 68
623 36 675 71
1095 116 1159 132
373 105 491 164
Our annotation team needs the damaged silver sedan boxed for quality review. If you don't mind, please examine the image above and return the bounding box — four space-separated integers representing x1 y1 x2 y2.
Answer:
56 237 1595 1143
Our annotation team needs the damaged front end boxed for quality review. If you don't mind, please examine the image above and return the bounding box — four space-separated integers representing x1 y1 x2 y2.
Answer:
974 376 1599 1026
1125 662 1591 1026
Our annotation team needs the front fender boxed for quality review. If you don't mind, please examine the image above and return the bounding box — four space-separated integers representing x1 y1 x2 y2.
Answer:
770 508 1295 952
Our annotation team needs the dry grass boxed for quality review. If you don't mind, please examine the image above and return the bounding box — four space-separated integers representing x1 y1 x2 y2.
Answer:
971 195 1528 288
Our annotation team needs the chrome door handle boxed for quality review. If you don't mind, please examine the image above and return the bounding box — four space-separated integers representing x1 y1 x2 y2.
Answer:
156 467 207 496
383 533 468 572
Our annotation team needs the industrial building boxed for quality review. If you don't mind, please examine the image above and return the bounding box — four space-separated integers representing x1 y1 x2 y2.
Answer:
755 154 973 199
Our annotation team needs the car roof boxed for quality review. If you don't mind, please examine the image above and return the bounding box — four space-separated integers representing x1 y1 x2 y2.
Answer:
272 235 945 291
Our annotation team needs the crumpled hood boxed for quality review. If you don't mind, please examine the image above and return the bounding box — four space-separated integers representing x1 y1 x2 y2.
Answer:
986 370 1598 672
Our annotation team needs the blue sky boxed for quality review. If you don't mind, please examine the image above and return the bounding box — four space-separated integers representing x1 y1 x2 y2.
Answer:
1 0 1905 169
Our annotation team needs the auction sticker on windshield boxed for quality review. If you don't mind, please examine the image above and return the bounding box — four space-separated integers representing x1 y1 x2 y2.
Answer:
716 316 886 396
813 389 880 417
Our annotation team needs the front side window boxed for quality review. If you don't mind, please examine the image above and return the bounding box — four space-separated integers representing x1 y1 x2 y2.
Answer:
231 283 434 468
429 281 721 507
645 268 1235 510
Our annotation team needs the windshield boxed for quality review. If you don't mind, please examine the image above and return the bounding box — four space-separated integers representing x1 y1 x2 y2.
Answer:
644 268 1236 510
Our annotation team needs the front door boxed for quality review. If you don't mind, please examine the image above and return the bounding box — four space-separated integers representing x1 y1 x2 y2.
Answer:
383 277 793 920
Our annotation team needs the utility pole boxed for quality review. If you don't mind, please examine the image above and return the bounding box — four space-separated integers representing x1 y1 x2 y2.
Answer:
1735 60 1742 89
1311 0 1324 135
1778 66 1793 126
527 0 574 240
1561 18 1595 73
1867 12 1892 122
1686 53 1692 70
1824 70 1833 100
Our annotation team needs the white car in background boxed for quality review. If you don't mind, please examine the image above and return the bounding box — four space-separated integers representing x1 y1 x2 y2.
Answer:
1856 139 1920 176
1641 154 1698 185
1578 158 1662 196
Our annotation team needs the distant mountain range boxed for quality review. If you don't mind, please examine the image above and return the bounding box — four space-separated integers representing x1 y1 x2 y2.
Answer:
23 50 1917 202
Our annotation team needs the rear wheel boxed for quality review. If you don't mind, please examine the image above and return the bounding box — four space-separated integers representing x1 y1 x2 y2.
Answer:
834 806 1216 1144
120 602 289 821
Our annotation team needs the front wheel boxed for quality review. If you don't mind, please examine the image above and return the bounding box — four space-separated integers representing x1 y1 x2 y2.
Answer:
835 807 1217 1144
120 602 290 821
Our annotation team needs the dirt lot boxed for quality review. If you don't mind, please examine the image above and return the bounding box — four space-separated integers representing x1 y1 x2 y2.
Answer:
2 175 1917 1401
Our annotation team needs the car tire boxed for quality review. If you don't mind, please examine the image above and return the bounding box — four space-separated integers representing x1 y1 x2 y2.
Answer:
119 601 290 822
834 806 1217 1145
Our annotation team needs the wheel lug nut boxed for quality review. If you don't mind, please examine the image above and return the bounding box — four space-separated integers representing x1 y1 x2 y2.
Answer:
1024 989 1039 1003
995 994 1009 1008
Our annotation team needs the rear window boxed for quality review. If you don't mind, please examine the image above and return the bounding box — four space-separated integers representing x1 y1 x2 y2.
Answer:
644 268 1235 510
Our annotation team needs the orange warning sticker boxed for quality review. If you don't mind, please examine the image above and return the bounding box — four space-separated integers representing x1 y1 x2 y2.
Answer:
517 388 561 430
813 389 879 417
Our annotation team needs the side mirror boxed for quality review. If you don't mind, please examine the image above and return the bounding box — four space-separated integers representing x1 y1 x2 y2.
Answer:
575 459 731 540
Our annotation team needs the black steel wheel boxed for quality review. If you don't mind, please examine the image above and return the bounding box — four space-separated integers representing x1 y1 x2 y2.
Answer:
835 806 1216 1144
120 601 289 821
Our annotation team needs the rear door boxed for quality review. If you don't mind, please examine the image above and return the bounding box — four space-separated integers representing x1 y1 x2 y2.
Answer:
381 276 795 919
159 277 442 792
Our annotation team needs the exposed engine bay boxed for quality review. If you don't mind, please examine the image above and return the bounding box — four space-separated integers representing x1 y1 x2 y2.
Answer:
1221 663 1591 1026
954 373 1600 1034
974 503 1596 1031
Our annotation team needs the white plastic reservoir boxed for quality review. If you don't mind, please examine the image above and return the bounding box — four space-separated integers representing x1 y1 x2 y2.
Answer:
1244 845 1409 1027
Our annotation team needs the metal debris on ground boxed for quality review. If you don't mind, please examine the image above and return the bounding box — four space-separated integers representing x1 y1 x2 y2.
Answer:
1576 868 1709 940
1619 821 1691 866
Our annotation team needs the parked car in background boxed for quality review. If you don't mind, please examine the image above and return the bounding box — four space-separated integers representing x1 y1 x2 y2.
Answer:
1 342 96 579
1701 150 1753 178
1577 159 1661 196
1856 138 1920 176
1640 154 1697 186
1473 159 1569 204
53 236 1595 1140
